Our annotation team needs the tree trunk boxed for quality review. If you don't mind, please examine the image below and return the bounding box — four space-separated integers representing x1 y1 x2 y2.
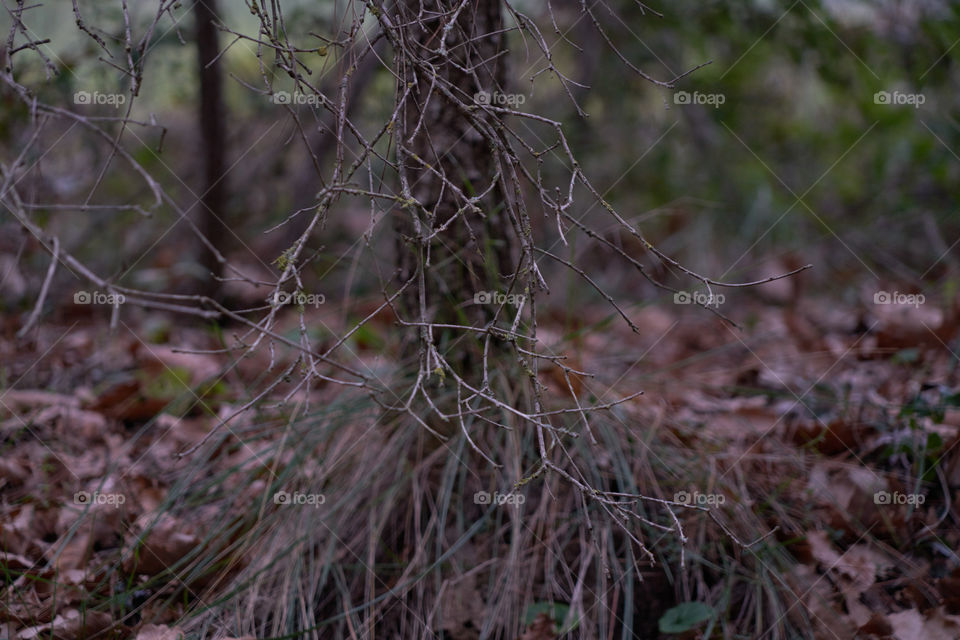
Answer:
393 0 516 377
195 0 227 297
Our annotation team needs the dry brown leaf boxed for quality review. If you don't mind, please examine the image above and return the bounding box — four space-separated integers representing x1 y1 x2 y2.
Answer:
836 544 890 626
123 514 200 576
90 379 165 422
0 390 79 412
437 572 483 640
0 505 38 556
804 530 842 568
783 308 822 351
17 608 114 640
873 301 956 352
676 392 782 440
791 416 872 455
128 475 167 514
134 623 184 640
857 613 894 637
0 584 46 625
786 563 858 638
887 607 960 640
57 408 109 441
937 567 960 614
61 450 108 480
805 464 886 529
516 613 558 640
802 530 899 627
136 343 221 384
0 458 30 485
48 530 92 573
0 550 35 572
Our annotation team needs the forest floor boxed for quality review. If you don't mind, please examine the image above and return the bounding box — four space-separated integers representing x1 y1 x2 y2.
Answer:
2 286 959 639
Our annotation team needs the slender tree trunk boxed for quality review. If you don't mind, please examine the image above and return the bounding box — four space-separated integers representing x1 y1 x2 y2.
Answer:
195 0 227 297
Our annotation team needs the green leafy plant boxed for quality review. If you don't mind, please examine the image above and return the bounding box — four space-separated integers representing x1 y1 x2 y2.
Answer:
658 601 715 635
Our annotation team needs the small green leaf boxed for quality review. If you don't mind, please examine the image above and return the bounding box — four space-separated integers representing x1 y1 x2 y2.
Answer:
658 601 715 634
891 348 919 364
140 366 191 399
943 392 960 407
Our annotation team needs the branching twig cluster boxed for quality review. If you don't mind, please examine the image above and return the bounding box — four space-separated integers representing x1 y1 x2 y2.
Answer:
2 0 803 562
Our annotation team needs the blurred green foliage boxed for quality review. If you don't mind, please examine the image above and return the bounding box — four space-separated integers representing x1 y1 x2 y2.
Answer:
1 0 956 300
556 0 959 282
